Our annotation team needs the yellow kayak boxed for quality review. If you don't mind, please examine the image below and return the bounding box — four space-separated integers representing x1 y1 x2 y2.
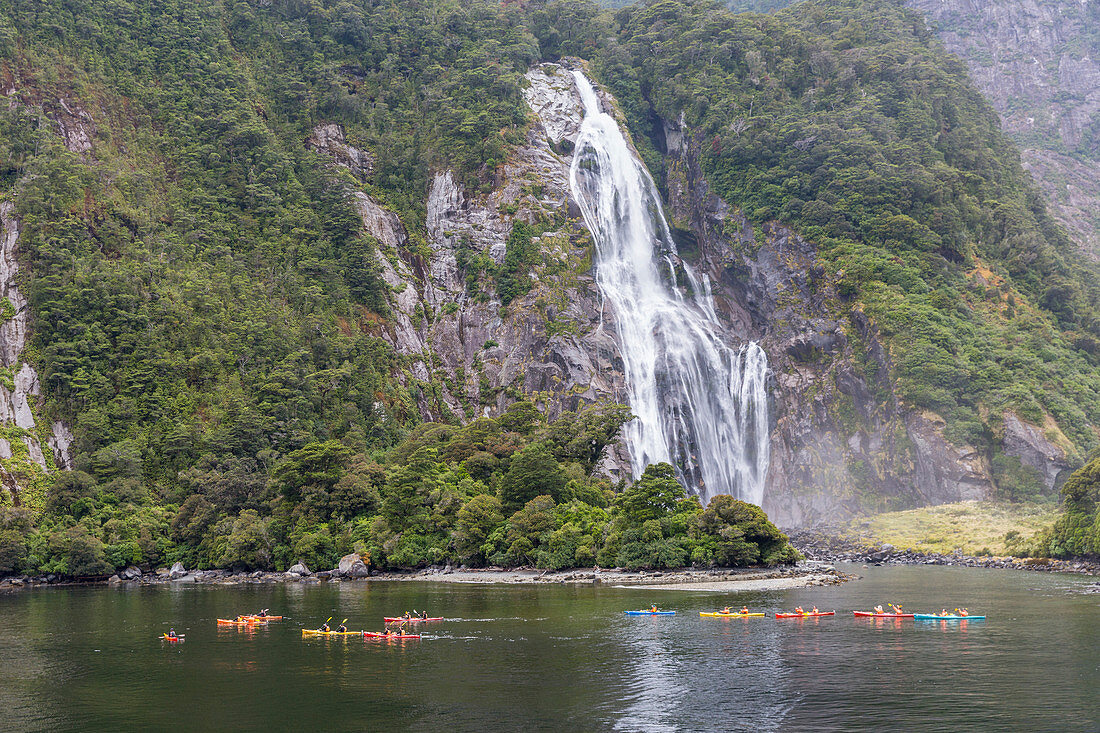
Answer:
700 611 766 618
301 629 362 636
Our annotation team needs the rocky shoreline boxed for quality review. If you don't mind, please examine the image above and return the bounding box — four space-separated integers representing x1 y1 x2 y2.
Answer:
0 558 851 592
789 529 1100 576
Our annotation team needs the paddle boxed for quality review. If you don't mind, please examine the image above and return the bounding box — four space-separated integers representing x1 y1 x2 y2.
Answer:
317 616 333 631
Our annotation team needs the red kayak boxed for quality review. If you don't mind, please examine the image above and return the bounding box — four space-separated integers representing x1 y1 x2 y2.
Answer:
364 632 421 639
853 611 914 618
775 611 835 618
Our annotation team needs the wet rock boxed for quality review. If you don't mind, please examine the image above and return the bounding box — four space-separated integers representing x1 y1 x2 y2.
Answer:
172 574 197 583
169 562 187 579
286 562 311 577
122 566 142 580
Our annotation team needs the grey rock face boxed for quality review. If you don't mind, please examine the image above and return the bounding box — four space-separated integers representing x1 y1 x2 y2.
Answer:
306 123 374 179
0 202 73 502
286 562 311 576
663 115 1000 526
169 562 187 579
351 60 629 451
906 0 1100 258
1002 411 1072 490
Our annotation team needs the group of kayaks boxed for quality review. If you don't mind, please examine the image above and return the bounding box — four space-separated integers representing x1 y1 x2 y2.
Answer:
626 607 985 621
301 613 443 640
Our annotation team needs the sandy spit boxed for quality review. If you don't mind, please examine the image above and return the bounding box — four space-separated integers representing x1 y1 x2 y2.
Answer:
370 562 852 591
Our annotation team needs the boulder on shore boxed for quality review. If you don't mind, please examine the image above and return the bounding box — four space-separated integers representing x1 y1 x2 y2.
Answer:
334 553 370 579
169 562 187 579
286 562 311 577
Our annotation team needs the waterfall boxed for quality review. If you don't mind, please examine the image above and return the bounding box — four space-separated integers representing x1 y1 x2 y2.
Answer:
568 71 770 507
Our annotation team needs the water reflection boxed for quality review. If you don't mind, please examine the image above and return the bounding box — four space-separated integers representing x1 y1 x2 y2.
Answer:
614 619 684 732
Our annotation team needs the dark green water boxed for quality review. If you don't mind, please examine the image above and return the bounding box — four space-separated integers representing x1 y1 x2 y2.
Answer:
1 564 1097 732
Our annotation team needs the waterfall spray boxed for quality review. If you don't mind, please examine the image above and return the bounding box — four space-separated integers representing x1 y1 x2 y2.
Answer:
568 71 770 507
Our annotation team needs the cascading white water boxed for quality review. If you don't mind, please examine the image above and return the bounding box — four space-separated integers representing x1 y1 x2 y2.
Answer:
568 71 770 507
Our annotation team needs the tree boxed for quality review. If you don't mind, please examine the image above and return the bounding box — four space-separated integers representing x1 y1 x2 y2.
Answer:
454 494 505 565
381 447 445 533
499 442 567 511
616 463 686 525
273 440 352 503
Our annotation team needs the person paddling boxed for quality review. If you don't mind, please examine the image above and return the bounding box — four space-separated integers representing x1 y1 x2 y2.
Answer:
319 621 331 632
257 609 269 618
957 608 969 617
650 604 659 613
168 628 178 639
889 603 904 615
811 606 820 614
721 606 733 614
419 610 428 620
740 606 749 615
336 621 347 633
873 604 885 614
794 606 805 615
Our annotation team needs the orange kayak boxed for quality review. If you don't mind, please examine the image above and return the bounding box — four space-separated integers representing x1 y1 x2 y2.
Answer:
217 618 268 625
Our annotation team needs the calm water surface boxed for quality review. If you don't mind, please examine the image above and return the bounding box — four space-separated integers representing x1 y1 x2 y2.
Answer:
0 564 1097 732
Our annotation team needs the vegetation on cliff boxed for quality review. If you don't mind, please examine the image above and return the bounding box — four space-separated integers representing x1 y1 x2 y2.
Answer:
1046 456 1100 558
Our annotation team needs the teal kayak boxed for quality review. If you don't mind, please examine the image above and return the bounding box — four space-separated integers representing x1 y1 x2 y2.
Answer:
624 610 675 615
914 614 985 620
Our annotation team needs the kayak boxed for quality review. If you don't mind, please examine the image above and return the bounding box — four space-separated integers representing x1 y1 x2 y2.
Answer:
364 632 421 639
914 614 985 620
301 629 362 636
243 615 283 621
775 611 835 618
700 612 766 618
383 617 443 623
625 610 675 615
217 618 268 625
161 634 184 642
853 612 915 618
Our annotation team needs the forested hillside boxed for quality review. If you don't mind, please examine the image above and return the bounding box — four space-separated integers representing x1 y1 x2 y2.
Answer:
1 0 1099 575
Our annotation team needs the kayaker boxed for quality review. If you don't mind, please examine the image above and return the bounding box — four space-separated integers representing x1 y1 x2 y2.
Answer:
873 605 885 614
940 608 949 616
168 628 178 639
419 610 428 620
889 603 903 614
336 622 347 633
257 609 269 618
957 608 969 617
721 606 733 614
811 606 820 614
740 606 749 615
319 622 331 632
794 606 804 614
650 605 658 613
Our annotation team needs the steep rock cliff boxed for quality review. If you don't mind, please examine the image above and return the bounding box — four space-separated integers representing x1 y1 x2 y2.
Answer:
313 61 633 475
906 0 1100 257
660 115 1070 526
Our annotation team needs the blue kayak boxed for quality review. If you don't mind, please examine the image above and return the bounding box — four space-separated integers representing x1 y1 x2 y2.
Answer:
624 610 675 615
914 614 985 620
